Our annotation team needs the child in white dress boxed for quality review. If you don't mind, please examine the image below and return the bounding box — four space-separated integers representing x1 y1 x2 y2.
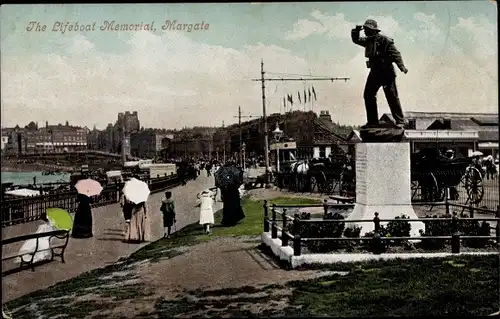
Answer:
197 189 215 234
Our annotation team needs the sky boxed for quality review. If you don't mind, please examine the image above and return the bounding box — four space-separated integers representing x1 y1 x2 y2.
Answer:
1 2 497 130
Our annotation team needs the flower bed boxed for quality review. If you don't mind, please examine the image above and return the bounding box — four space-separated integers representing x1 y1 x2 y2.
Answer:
284 210 499 254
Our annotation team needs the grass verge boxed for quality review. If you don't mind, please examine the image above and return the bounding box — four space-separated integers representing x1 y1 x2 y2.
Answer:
200 196 322 238
283 254 500 317
3 196 319 318
150 255 499 317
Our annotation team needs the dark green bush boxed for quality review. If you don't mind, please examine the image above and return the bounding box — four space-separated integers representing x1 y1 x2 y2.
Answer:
385 214 412 246
343 226 362 238
418 214 453 250
418 211 492 249
457 212 491 248
290 212 346 253
343 226 362 252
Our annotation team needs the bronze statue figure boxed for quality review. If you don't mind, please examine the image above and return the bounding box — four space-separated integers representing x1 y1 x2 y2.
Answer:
352 19 408 129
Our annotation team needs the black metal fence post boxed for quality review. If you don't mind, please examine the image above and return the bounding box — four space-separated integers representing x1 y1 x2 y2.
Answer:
469 203 474 218
452 212 458 233
451 233 460 253
271 204 278 239
282 209 288 247
372 212 383 254
263 200 269 232
293 217 301 256
496 206 500 248
373 212 380 232
323 199 329 218
445 187 450 216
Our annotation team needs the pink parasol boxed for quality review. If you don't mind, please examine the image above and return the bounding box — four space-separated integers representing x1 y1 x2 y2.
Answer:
75 178 103 197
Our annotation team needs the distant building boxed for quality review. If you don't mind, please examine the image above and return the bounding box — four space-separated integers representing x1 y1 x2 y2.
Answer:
44 121 87 152
218 110 347 160
1 135 9 151
130 130 173 158
346 111 498 158
2 121 87 154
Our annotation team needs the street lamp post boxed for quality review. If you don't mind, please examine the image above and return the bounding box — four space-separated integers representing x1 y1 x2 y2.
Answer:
242 142 246 171
272 123 283 174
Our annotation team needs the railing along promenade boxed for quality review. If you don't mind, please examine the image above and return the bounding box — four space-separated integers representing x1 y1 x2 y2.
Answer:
1 174 181 227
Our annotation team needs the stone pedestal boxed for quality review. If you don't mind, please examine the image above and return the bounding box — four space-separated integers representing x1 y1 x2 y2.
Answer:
346 143 425 237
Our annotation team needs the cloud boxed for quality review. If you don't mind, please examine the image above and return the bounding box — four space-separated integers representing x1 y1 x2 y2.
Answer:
1 10 497 130
284 10 402 40
1 31 313 129
284 18 326 40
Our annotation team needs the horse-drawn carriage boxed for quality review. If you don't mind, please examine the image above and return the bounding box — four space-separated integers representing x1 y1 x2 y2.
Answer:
277 152 354 195
410 149 484 205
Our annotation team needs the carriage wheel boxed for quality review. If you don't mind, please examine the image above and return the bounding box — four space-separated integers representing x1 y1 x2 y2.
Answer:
420 173 442 202
322 172 334 194
309 175 318 192
429 173 446 202
461 167 484 205
410 180 420 200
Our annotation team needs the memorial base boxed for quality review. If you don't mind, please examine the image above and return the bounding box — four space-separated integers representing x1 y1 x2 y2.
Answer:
345 142 425 237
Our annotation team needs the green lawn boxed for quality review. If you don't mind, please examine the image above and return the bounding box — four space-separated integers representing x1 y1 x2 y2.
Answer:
200 196 322 238
283 255 500 317
150 254 499 317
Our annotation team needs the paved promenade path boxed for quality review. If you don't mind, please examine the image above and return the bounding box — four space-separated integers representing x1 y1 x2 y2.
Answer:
2 174 220 302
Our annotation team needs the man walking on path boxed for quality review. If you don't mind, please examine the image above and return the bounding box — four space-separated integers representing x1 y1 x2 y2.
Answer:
351 19 408 128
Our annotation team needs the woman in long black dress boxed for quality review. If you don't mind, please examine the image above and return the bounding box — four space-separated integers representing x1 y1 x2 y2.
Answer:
72 193 93 238
220 185 245 226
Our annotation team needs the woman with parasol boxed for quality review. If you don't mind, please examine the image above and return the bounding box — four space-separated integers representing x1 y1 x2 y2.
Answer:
125 200 150 243
72 178 103 239
16 213 55 264
122 178 151 243
72 193 93 238
215 163 245 226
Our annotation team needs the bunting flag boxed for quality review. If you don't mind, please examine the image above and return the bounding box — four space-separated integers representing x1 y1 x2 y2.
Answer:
303 89 307 104
297 91 301 104
312 86 317 101
308 87 312 101
287 94 293 105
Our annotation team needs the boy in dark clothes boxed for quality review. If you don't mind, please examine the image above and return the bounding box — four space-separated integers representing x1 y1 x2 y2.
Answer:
160 191 176 238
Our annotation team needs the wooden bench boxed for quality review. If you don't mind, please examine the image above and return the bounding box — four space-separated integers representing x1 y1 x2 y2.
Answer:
329 195 355 204
2 230 70 272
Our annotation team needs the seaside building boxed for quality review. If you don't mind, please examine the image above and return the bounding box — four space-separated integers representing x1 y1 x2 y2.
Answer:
345 111 498 158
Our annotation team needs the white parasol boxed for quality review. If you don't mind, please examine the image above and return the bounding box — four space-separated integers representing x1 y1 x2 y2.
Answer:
122 178 150 204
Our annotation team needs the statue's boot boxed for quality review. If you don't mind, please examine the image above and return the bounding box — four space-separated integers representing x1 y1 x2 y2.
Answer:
360 122 379 129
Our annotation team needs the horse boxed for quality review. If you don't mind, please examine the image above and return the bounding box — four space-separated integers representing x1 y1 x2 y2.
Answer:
287 160 310 192
483 155 498 180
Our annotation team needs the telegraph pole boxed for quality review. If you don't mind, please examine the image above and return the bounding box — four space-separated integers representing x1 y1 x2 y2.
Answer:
261 60 271 185
238 106 242 166
233 106 261 167
222 121 226 164
252 60 350 185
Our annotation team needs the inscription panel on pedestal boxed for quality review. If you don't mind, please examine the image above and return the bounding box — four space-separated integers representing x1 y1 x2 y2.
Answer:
356 147 367 203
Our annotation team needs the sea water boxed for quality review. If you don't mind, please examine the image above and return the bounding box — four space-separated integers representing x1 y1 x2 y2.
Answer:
1 171 71 186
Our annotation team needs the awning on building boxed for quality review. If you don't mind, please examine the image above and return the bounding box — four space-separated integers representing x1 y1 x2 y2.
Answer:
478 142 499 149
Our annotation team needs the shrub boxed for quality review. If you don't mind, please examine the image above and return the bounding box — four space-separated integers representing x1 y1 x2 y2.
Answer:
418 211 492 250
456 212 491 248
418 214 453 250
385 214 412 246
289 211 346 253
343 226 362 252
343 226 362 238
